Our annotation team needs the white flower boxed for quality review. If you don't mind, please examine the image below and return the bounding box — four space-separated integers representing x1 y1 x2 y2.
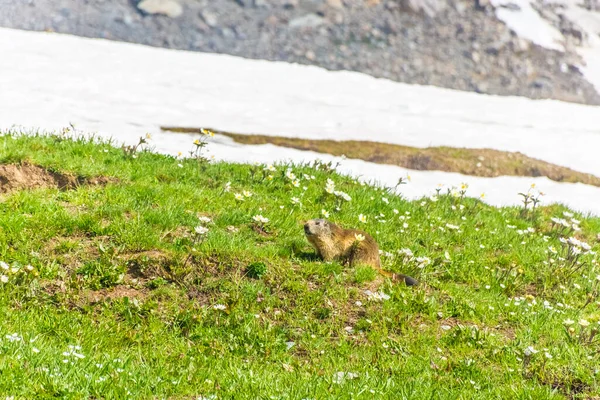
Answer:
563 319 575 326
292 180 300 188
416 256 431 268
321 209 330 218
399 248 413 258
234 193 244 201
224 182 231 192
563 211 574 218
358 214 367 223
213 304 227 311
579 319 590 327
5 333 21 342
445 223 460 230
523 346 538 356
0 275 8 283
252 215 269 224
354 233 365 242
364 290 390 301
198 216 212 224
325 179 335 194
334 191 351 201
332 371 359 384
291 197 300 205
285 169 296 181
264 164 276 172
382 197 389 204
194 226 209 235
242 190 253 198
444 251 451 261
544 352 553 359
0 262 8 271
548 246 557 254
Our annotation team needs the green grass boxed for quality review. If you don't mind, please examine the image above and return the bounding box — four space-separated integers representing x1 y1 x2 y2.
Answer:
0 130 599 399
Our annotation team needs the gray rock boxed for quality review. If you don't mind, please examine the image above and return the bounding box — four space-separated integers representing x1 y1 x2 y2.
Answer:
200 10 219 28
288 13 325 29
137 0 182 18
399 0 446 17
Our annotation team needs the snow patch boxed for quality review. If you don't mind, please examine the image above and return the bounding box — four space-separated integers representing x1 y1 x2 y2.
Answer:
490 0 565 51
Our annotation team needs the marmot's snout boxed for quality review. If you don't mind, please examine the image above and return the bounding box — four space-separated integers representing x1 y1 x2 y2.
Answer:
304 223 312 235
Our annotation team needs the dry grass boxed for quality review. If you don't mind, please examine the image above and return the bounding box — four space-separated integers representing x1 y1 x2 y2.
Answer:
162 127 600 187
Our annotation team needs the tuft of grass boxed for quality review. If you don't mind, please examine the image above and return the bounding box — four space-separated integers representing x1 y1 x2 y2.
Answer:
0 128 599 399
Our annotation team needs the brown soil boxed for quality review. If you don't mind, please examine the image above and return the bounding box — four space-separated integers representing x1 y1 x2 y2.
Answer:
0 163 113 194
162 127 600 187
85 285 146 304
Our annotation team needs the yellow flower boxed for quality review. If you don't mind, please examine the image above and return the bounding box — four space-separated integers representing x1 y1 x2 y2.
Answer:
201 128 215 137
480 193 485 199
193 139 201 146
145 133 152 139
460 183 468 190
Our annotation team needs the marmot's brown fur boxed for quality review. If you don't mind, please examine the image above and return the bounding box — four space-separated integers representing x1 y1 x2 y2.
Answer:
304 219 418 286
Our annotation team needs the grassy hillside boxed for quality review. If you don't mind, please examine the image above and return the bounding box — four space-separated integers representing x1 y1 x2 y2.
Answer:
0 130 599 399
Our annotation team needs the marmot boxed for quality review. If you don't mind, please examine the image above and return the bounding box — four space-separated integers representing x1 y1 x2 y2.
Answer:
304 219 418 286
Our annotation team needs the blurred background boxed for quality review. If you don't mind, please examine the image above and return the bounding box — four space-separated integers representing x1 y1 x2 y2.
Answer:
2 0 599 104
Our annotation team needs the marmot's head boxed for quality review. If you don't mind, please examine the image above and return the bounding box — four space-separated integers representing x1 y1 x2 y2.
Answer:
304 219 332 237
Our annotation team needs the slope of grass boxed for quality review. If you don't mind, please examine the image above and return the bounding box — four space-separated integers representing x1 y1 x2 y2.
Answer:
167 127 600 187
0 130 599 399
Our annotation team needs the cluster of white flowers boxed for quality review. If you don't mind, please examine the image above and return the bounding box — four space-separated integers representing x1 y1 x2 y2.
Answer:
252 215 269 224
194 215 212 236
551 212 582 232
323 178 351 201
332 371 359 384
62 345 85 362
0 262 35 283
559 236 593 256
234 190 253 201
364 290 390 302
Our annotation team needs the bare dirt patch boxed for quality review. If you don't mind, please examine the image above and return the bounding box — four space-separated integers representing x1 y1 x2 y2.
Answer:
85 285 147 304
162 127 600 187
0 163 113 194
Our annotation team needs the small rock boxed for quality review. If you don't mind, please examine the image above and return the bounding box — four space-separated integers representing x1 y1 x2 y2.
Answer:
326 0 344 9
499 3 521 11
234 0 254 6
399 0 445 17
137 0 183 18
200 10 219 28
305 50 316 60
288 13 325 29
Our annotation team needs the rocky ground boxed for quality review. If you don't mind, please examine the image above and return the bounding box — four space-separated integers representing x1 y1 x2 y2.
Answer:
1 0 599 104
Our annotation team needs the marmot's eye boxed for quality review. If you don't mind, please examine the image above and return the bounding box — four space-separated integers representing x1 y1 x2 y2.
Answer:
315 220 321 225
